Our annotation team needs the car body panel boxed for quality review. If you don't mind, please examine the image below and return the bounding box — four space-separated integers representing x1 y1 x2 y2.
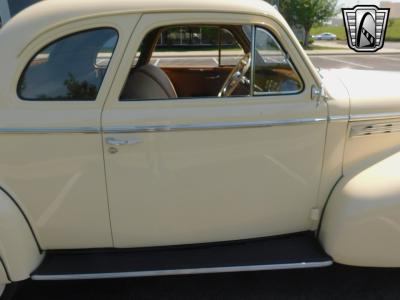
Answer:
0 189 42 281
0 14 140 249
319 69 400 266
320 150 400 267
102 12 328 248
313 70 350 226
0 0 400 281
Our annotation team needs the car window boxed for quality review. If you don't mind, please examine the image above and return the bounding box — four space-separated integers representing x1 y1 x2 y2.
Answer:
253 27 303 95
149 26 245 68
120 24 302 101
120 25 249 100
18 28 118 101
7 0 39 17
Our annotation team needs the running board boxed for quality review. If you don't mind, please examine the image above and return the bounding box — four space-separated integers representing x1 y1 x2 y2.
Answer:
31 232 332 281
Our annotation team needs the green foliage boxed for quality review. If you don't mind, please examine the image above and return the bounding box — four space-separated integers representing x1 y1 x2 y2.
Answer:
386 19 400 41
278 0 338 47
64 73 98 100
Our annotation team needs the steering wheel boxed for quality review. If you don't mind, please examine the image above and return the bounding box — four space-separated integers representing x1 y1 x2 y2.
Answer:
218 53 251 97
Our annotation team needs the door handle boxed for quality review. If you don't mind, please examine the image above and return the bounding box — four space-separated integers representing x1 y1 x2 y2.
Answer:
106 137 142 146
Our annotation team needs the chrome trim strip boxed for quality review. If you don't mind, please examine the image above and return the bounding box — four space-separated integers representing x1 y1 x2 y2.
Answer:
31 260 333 281
0 127 100 134
250 25 256 97
328 115 349 122
0 118 327 135
103 118 326 134
350 112 400 122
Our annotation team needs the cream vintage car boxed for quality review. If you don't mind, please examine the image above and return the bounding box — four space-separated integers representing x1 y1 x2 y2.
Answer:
0 0 399 297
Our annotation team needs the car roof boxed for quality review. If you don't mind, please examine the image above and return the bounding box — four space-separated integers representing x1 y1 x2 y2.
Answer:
2 0 281 33
0 0 283 57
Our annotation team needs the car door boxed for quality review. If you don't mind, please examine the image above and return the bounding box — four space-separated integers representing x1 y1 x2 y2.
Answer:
102 13 328 248
0 15 139 249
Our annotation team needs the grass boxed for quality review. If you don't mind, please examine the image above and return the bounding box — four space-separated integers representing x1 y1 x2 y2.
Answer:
386 18 400 41
307 45 344 50
311 18 400 42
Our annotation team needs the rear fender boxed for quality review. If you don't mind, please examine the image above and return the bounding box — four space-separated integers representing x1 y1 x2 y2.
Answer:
0 189 42 282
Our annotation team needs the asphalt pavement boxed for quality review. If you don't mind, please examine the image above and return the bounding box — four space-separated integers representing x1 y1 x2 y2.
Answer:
11 52 400 299
310 54 400 71
13 265 400 299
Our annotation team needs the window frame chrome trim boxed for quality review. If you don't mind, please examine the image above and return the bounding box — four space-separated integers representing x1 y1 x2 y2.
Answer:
328 115 349 122
251 26 305 97
31 260 333 281
250 25 256 97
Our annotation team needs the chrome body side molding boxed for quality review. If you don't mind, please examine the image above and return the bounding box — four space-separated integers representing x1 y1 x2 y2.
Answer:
103 118 327 134
0 127 100 134
350 112 400 122
31 260 333 281
328 115 349 122
0 118 334 135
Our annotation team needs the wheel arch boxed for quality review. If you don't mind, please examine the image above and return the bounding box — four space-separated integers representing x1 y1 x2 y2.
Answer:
318 151 400 267
0 187 43 282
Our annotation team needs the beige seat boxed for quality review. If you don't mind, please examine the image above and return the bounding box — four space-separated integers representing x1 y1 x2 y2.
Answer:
120 64 177 100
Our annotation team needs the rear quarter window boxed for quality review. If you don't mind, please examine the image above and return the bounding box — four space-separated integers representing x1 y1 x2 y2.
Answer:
18 28 118 101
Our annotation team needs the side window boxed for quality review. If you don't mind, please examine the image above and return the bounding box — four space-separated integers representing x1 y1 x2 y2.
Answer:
120 25 249 101
120 24 303 101
253 27 303 95
18 28 118 101
150 26 245 68
219 28 246 67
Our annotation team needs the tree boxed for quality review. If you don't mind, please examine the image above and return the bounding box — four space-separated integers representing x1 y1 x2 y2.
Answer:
278 0 337 48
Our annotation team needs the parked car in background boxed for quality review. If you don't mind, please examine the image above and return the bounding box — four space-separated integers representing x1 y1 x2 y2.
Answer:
313 32 337 40
0 0 40 28
0 0 400 298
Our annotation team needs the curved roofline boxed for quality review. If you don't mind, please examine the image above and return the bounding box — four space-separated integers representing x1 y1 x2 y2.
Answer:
0 0 284 54
5 0 281 31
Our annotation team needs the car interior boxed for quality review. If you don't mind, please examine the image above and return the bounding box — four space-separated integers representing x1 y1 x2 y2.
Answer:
120 24 303 101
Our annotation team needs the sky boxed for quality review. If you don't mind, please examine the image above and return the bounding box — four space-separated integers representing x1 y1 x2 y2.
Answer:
338 0 400 8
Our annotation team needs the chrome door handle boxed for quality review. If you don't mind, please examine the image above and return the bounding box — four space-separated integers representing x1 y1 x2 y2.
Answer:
106 137 142 146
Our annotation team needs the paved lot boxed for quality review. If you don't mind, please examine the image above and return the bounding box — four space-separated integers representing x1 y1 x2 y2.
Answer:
14 265 400 299
310 54 400 71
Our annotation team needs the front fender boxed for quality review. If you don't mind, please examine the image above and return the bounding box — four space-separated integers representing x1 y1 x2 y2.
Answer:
0 189 42 282
319 151 400 267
